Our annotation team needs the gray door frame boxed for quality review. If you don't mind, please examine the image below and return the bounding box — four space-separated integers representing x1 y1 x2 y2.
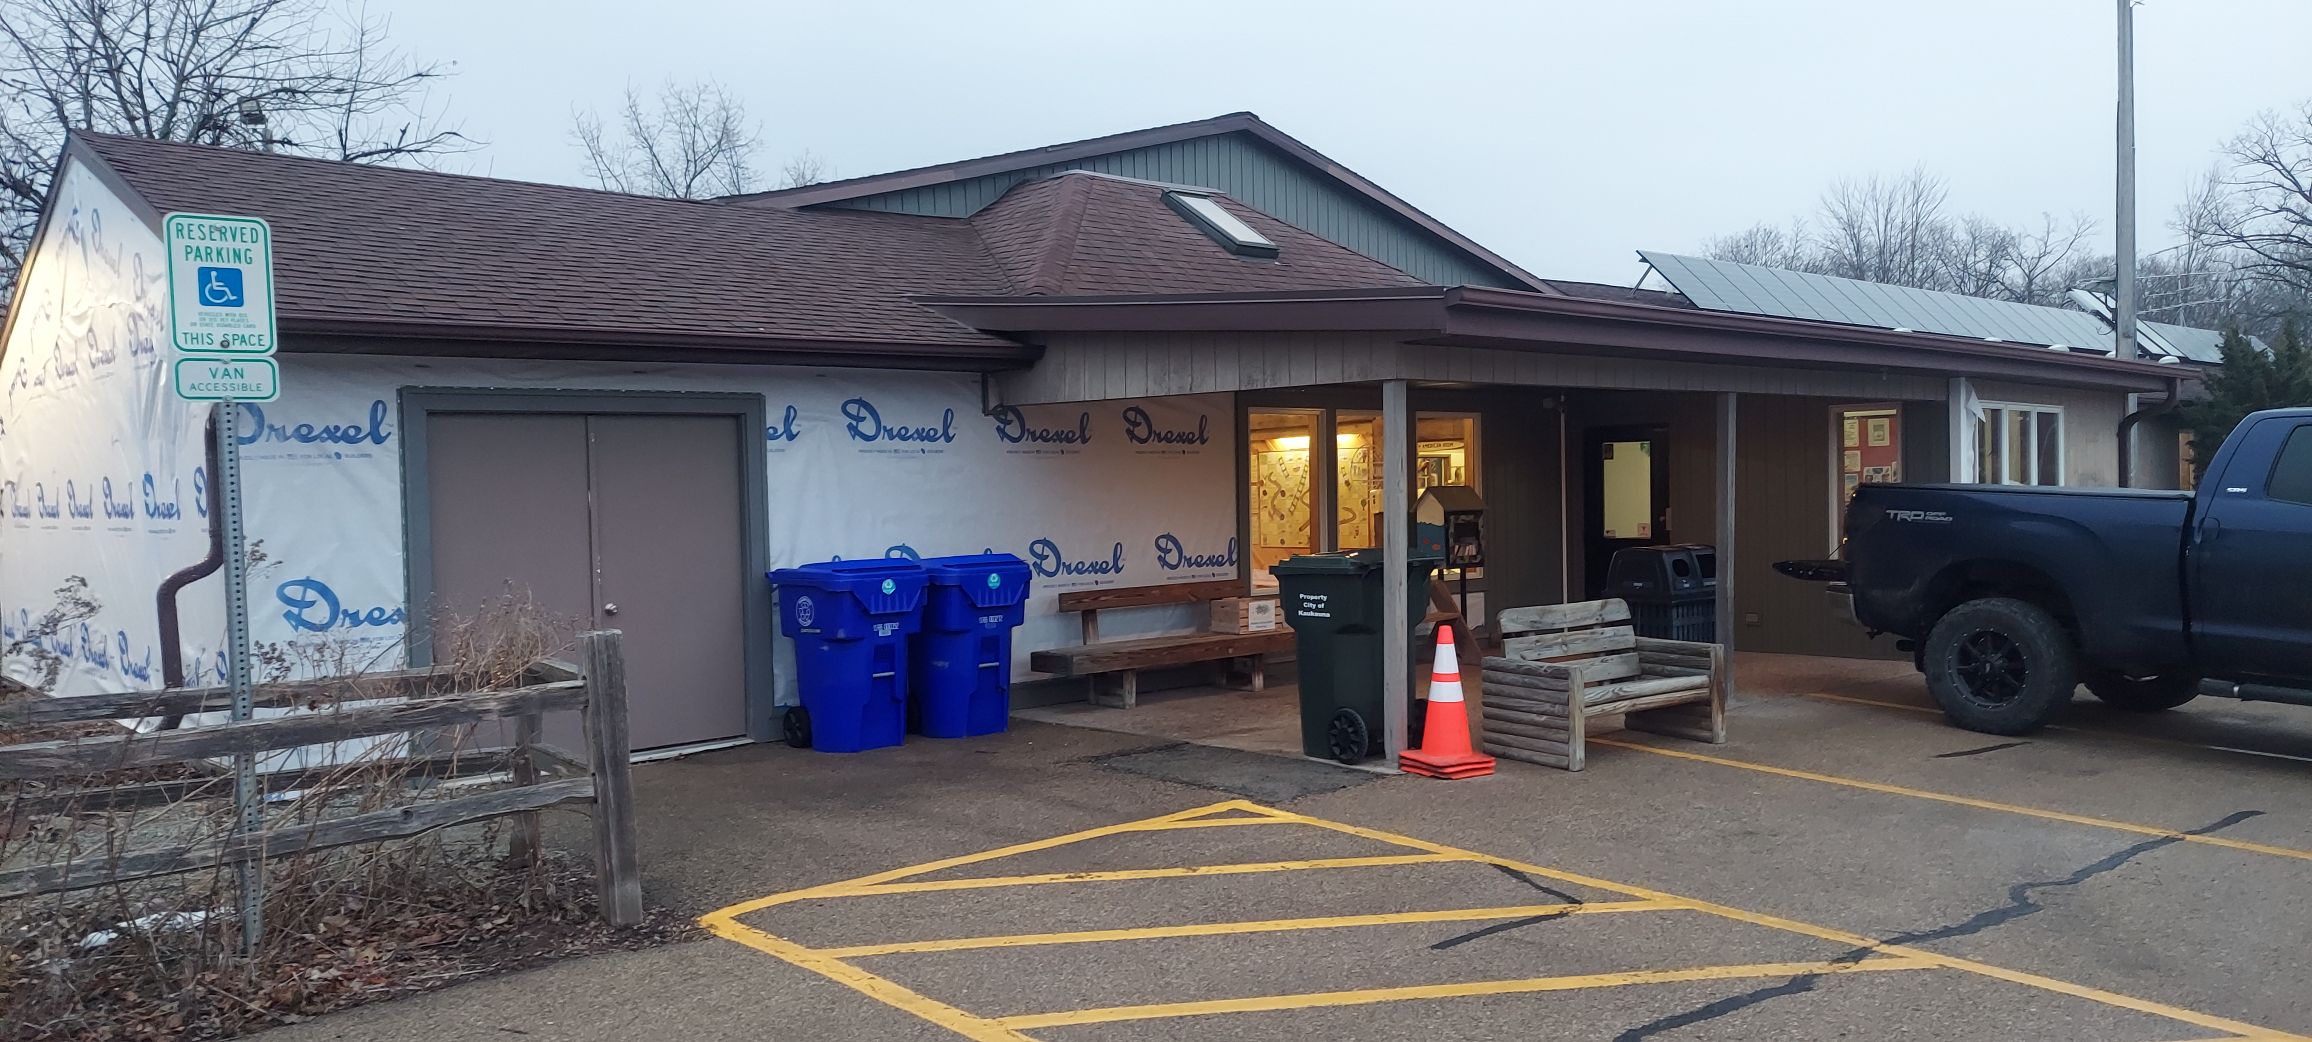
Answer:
399 387 776 744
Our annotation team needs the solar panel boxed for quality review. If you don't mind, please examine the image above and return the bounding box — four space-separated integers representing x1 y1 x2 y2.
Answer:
1635 251 2231 363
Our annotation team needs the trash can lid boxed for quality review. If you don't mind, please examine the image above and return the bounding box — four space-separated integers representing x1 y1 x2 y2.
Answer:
768 558 928 595
919 553 1031 584
1270 550 1442 574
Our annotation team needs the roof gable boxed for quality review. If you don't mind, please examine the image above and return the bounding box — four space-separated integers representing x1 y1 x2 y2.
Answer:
969 172 1426 296
728 113 1547 293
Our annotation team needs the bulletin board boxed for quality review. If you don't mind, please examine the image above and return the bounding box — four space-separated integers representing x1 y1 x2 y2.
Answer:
1835 405 1902 538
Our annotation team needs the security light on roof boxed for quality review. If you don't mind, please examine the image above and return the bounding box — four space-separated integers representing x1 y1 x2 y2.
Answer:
1164 191 1279 259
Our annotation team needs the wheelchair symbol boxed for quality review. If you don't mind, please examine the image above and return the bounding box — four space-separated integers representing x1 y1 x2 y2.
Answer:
196 267 244 308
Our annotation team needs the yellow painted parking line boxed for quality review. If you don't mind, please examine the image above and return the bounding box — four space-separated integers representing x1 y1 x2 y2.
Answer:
703 799 1268 919
699 915 1037 1042
1257 807 2311 1041
817 899 1679 958
1587 737 2312 864
993 957 1938 1030
1797 690 2312 766
815 853 1466 898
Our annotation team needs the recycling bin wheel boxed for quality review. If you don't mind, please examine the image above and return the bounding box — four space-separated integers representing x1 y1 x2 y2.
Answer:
782 706 812 749
1328 708 1371 764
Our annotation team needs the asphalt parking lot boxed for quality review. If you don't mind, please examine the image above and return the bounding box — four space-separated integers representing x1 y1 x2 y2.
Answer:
267 655 2312 1042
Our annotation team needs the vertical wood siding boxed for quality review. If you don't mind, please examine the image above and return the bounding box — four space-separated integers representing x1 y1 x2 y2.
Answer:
823 133 1519 288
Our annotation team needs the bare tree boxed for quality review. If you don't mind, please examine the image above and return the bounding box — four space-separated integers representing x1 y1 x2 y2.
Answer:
572 79 762 198
1814 167 1952 288
0 0 465 281
1701 221 1812 271
778 148 830 190
2191 102 2312 323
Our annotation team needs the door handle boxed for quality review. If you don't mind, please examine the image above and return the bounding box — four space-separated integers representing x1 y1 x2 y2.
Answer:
603 602 620 616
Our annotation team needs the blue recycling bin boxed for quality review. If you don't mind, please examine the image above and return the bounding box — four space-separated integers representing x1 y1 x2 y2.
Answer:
769 559 928 753
911 554 1033 738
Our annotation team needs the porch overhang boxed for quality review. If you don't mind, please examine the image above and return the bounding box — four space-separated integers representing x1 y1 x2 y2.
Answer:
922 286 2193 395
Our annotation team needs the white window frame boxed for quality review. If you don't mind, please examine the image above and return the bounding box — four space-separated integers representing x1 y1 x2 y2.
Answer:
1976 402 2067 486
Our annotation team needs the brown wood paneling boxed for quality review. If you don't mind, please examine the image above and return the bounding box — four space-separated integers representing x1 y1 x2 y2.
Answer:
1054 579 1242 612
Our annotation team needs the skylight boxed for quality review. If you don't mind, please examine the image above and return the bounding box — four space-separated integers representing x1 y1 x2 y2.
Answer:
1164 192 1279 258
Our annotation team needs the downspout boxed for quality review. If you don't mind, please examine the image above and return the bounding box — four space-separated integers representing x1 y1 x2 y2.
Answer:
2116 377 2184 488
157 410 226 715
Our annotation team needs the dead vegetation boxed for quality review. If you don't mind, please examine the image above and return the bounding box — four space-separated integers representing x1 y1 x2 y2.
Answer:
1 594 687 1041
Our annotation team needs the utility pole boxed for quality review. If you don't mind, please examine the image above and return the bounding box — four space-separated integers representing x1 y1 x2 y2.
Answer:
2114 0 2139 360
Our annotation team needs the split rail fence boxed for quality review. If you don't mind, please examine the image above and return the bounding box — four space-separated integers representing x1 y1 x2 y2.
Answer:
0 629 641 927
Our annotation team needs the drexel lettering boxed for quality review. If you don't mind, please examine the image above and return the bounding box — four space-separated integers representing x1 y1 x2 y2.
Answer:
1122 406 1209 446
64 480 94 520
842 397 956 444
991 405 1092 446
101 477 135 520
276 578 408 633
238 399 392 447
142 473 181 520
33 482 59 520
1154 532 1238 572
77 623 111 670
116 632 154 683
765 404 802 442
3 480 27 519
1028 538 1126 579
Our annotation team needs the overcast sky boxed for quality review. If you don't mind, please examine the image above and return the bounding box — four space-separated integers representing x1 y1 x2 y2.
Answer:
382 0 2312 285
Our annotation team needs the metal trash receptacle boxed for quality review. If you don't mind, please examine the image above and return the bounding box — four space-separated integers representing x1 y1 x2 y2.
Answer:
1605 544 1716 642
769 560 928 753
1271 550 1440 764
911 553 1032 738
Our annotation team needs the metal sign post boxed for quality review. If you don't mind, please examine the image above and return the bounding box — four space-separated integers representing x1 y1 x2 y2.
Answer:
216 399 262 953
165 211 278 955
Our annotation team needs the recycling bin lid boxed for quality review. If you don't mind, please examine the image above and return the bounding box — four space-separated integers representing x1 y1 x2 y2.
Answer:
919 552 1032 608
768 558 927 593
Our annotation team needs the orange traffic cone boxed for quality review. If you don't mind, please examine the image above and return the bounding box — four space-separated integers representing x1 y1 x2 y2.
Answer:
1399 625 1495 779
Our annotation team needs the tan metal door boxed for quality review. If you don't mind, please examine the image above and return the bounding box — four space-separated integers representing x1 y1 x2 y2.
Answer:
424 411 748 751
586 415 747 748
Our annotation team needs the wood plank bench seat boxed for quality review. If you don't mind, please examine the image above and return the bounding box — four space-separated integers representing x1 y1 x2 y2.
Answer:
1030 580 1293 708
1478 598 1726 771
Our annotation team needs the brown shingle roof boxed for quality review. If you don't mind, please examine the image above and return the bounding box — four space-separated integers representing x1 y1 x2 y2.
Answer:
75 132 1021 357
970 172 1425 296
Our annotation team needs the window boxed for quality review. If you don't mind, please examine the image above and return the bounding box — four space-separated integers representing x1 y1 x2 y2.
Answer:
1975 404 2064 486
1832 404 1902 542
1164 192 1279 258
2269 426 2312 506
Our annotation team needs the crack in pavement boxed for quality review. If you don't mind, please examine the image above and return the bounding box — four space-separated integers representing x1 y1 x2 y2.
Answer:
1610 809 2264 1041
1934 741 2032 759
1429 864 1591 950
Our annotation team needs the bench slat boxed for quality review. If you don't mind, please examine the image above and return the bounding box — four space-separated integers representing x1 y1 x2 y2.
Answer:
1031 630 1292 677
1505 626 1636 661
1055 580 1243 614
1498 599 1630 636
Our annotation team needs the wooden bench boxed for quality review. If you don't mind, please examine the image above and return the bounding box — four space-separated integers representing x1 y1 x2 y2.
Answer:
1478 598 1726 771
1030 580 1294 709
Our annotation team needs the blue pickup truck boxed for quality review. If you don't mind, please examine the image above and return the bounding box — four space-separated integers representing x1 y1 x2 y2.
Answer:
1792 408 2312 735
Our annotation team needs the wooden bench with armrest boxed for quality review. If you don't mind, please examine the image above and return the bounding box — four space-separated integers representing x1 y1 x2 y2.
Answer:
1478 598 1726 771
1029 580 1294 709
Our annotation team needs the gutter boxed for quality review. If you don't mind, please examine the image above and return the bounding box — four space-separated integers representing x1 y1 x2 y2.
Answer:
2117 377 2187 487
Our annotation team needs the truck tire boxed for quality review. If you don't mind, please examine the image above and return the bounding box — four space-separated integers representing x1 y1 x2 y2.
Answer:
2084 671 2200 712
1923 597 2078 736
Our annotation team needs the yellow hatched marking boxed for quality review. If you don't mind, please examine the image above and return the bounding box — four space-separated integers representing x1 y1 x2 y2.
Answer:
816 853 1465 899
994 958 1936 1030
1257 807 2312 1041
818 899 1677 958
703 799 1267 919
1588 737 2312 864
698 916 1035 1042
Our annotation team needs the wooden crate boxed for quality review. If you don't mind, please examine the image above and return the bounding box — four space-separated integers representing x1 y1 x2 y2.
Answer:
1208 595 1280 633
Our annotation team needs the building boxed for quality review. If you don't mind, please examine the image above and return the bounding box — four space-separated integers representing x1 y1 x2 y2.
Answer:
0 113 2205 762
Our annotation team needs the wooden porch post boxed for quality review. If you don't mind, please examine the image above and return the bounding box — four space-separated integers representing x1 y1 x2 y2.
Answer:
1715 392 1738 700
1382 379 1412 767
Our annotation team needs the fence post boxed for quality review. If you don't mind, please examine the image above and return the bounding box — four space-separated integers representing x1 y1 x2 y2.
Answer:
580 630 643 926
509 707 542 864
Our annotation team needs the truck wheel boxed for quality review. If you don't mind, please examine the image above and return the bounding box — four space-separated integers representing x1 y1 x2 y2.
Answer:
1923 598 2077 736
2084 671 2200 712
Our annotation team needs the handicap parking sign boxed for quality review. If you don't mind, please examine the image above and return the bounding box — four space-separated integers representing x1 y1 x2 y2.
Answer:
196 266 245 307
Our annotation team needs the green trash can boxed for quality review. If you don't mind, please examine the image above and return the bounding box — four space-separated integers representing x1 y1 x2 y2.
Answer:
1272 550 1440 764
